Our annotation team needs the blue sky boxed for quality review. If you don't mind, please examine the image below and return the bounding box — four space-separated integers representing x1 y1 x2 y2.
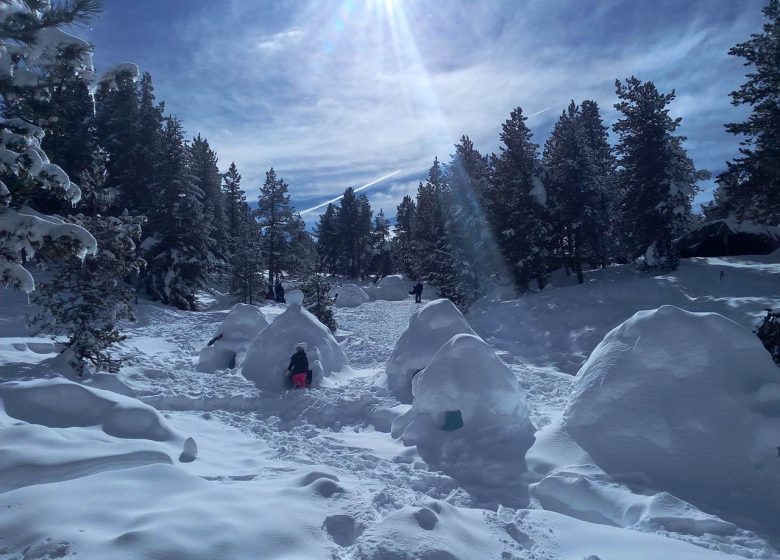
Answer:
84 0 766 225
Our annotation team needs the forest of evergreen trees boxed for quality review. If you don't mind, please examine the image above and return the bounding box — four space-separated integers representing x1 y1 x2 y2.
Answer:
1 0 778 373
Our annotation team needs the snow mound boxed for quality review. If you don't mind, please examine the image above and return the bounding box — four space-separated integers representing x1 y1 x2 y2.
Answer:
334 283 369 308
386 298 477 403
0 378 176 441
392 334 536 505
241 305 349 392
198 303 269 372
562 305 780 532
286 289 304 305
375 274 411 301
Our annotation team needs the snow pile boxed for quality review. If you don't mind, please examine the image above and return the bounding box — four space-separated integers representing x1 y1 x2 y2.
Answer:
386 298 477 403
334 283 369 308
374 274 411 301
392 334 536 505
241 305 349 392
286 289 304 305
562 305 780 532
198 303 269 372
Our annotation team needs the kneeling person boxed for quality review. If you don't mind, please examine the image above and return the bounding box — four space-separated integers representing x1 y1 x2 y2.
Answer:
288 344 310 389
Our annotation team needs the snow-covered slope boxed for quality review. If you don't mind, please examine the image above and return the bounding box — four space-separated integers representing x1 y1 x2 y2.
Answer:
1 253 779 559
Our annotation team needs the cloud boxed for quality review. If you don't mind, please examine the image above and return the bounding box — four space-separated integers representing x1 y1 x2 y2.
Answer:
255 27 304 54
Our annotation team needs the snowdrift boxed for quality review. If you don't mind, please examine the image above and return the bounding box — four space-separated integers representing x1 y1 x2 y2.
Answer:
334 283 369 308
392 334 536 505
198 303 269 372
241 305 349 392
386 298 477 402
562 305 780 532
0 378 190 493
375 275 411 301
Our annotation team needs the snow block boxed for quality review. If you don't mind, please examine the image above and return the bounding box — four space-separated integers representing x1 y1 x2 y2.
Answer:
386 298 477 403
334 284 370 308
562 305 780 531
241 305 349 392
391 334 536 505
375 275 411 301
286 289 304 306
0 378 176 442
197 303 269 372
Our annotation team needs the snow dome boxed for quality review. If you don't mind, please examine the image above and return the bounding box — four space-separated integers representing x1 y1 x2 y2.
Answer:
241 305 349 392
562 305 780 530
375 275 411 301
392 334 536 504
197 303 269 372
334 284 370 308
386 298 477 403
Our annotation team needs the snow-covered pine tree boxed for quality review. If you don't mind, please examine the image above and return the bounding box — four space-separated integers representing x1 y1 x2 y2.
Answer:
0 0 100 292
711 0 780 225
369 208 393 278
313 203 339 274
489 107 549 292
256 167 294 292
613 77 702 270
333 187 373 278
392 195 416 277
301 272 336 332
282 213 316 279
543 101 604 284
190 134 226 255
355 193 373 279
230 202 264 304
222 161 245 255
412 158 443 279
144 116 211 309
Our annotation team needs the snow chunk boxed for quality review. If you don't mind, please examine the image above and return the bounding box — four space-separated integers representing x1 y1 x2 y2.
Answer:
241 305 349 392
375 274 411 301
392 334 536 505
286 288 304 305
562 305 780 531
98 62 139 90
0 378 176 441
386 298 477 403
334 283 369 308
197 303 269 372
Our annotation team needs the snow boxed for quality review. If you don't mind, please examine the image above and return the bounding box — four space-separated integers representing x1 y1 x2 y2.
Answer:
392 333 536 506
334 283 370 307
385 298 477 402
197 303 269 372
286 288 304 305
1 253 780 559
562 305 780 535
241 304 350 391
375 274 412 301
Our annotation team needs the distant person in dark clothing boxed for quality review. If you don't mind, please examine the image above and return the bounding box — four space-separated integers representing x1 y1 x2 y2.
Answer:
412 280 423 303
275 280 286 303
288 344 309 389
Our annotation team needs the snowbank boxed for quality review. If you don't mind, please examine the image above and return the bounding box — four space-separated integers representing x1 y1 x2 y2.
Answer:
392 334 536 505
562 305 780 532
386 298 477 403
334 283 369 308
241 305 349 392
375 274 411 301
197 303 269 372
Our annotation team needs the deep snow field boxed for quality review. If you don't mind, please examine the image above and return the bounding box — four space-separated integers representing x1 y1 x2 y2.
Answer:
1 254 779 560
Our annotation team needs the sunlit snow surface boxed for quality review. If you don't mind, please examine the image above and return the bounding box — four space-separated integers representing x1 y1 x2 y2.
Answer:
1 254 779 559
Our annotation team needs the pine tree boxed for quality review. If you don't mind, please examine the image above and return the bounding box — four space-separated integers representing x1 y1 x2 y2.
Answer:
314 203 339 274
0 0 100 292
256 167 295 292
393 195 416 277
713 0 780 224
282 213 316 278
191 135 226 254
230 202 264 304
369 208 393 278
144 116 211 309
489 107 549 292
301 272 336 332
334 187 373 278
222 161 245 254
613 77 703 270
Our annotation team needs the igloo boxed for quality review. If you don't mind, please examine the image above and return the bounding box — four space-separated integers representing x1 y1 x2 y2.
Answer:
241 305 349 392
386 299 477 403
198 303 269 372
562 305 780 531
334 284 370 308
391 334 536 505
375 275 411 301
